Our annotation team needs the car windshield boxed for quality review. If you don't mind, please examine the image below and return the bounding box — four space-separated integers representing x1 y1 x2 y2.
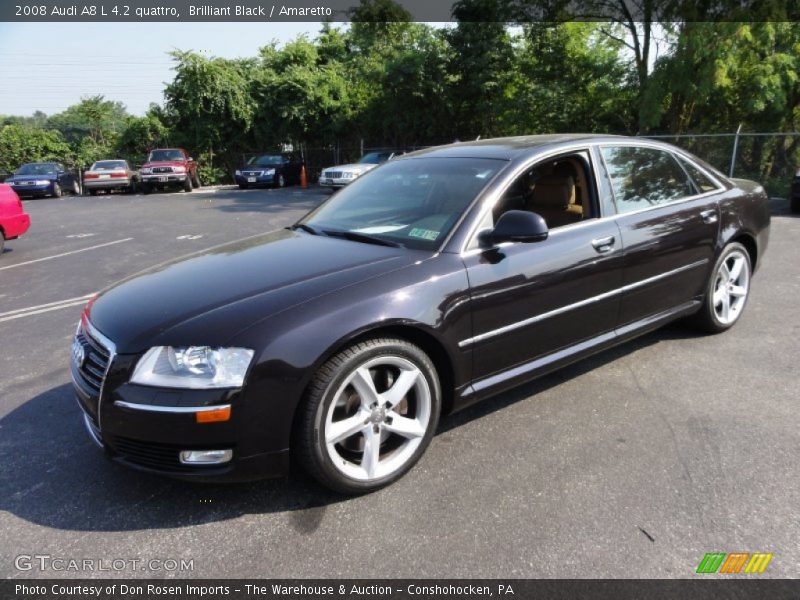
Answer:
247 155 282 166
302 157 506 250
16 163 56 175
92 161 127 171
358 152 393 165
148 150 184 162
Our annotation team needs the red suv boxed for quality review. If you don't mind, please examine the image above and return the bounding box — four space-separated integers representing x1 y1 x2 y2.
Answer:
140 148 200 194
0 184 31 255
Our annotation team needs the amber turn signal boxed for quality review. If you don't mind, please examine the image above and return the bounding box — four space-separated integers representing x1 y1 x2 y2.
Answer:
196 406 231 423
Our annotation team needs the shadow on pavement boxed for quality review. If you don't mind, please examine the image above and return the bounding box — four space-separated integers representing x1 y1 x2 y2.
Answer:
0 321 702 534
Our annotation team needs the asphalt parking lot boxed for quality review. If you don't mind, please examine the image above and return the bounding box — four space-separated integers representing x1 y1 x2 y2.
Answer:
0 187 798 579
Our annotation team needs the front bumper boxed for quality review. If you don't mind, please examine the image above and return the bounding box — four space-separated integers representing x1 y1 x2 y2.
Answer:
8 183 52 196
71 321 290 482
235 174 275 186
2 212 30 238
318 177 350 188
141 174 187 186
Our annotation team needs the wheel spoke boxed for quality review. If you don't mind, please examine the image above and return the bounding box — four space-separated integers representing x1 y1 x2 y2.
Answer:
381 368 420 409
728 256 744 282
326 411 368 445
350 367 380 407
361 427 382 478
713 286 726 306
719 292 731 322
384 412 425 439
729 285 747 298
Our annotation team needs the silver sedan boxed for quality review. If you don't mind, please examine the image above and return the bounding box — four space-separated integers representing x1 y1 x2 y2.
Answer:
83 160 139 195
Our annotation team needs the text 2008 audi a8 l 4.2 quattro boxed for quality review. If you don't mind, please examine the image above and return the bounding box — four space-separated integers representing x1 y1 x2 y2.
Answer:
71 135 770 494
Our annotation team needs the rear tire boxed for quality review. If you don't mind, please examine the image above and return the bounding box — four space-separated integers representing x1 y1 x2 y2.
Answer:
192 171 201 188
691 242 752 334
295 337 441 495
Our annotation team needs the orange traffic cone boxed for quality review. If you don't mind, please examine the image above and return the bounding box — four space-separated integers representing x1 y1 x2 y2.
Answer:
300 165 308 189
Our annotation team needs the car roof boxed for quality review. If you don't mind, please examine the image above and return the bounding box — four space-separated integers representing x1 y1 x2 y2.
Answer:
402 134 629 160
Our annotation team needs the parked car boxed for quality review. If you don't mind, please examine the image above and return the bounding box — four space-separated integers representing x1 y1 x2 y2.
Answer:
4 162 81 198
0 184 31 255
318 151 396 189
791 169 800 213
83 160 139 195
71 135 770 494
235 153 302 189
139 148 200 194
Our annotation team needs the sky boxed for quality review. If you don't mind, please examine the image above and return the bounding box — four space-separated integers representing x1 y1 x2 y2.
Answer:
0 22 324 116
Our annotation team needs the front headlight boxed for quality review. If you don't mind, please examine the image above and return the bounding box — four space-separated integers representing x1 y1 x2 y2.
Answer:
173 166 186 173
35 180 52 185
264 168 275 175
131 346 254 389
235 170 241 176
141 167 152 174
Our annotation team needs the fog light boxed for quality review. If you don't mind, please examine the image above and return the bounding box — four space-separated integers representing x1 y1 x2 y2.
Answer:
179 449 233 465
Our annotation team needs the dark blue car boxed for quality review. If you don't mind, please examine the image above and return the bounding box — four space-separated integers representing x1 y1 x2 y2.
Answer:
234 153 302 189
4 162 81 198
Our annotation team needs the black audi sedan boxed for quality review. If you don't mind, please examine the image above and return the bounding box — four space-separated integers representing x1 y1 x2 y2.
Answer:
71 135 770 494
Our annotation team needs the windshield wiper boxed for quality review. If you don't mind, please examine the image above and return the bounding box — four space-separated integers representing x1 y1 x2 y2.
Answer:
291 223 324 236
322 229 403 248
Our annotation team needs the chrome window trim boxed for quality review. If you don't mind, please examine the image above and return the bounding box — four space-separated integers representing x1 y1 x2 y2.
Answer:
114 401 232 414
458 258 709 348
459 143 599 254
461 140 726 255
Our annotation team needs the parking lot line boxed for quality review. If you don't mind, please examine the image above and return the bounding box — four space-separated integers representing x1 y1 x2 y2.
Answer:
0 293 96 319
0 294 96 323
0 238 133 271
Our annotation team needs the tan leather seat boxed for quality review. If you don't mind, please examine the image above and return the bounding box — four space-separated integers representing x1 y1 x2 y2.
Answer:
526 175 583 228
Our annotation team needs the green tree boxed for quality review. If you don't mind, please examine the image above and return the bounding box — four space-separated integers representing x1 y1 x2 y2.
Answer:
0 124 72 174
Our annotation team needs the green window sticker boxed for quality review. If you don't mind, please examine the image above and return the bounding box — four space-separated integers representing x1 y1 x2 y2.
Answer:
408 228 440 241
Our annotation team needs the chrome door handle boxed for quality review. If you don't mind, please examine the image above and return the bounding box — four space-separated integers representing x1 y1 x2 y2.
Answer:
701 209 718 224
591 235 615 252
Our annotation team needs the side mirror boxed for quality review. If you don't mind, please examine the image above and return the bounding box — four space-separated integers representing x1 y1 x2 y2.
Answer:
479 210 549 245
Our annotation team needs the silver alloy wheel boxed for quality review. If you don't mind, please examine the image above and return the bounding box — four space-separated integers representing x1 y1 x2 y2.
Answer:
324 355 431 482
713 250 750 325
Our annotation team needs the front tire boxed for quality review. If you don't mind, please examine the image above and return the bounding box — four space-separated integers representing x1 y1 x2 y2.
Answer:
72 180 81 195
295 338 441 494
183 176 193 193
51 182 62 198
692 242 752 333
276 173 286 188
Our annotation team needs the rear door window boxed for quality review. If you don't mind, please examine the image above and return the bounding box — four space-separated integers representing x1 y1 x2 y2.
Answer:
600 146 694 214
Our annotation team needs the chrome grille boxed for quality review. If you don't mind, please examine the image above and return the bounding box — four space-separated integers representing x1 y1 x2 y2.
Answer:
73 323 111 394
152 166 173 174
243 170 263 177
325 171 343 179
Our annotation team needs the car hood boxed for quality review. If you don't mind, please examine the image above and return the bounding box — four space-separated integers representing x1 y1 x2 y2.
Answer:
327 163 377 173
89 229 419 353
142 161 187 168
7 174 56 182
